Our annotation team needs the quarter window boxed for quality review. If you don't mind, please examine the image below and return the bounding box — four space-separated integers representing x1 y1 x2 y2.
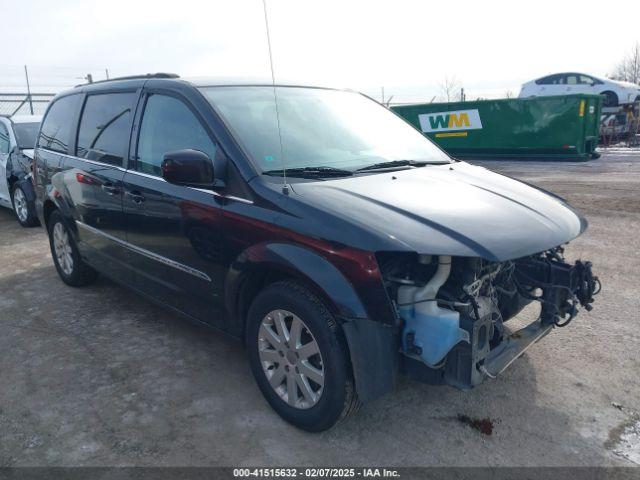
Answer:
38 94 81 153
77 93 137 167
0 123 9 153
136 94 216 176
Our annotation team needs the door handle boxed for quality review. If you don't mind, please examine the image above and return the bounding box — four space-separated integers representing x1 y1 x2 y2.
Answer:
101 183 120 195
126 190 146 204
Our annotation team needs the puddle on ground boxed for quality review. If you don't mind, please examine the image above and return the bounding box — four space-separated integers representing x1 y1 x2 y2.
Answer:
611 419 640 465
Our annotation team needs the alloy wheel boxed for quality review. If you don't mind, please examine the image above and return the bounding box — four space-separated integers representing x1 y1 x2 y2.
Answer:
53 222 74 275
14 188 28 223
258 309 324 409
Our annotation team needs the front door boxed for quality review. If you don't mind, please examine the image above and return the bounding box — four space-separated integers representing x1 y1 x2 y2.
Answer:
0 122 11 206
122 92 226 326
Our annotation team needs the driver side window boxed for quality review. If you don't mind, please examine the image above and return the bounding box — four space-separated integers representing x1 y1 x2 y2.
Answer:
136 94 217 176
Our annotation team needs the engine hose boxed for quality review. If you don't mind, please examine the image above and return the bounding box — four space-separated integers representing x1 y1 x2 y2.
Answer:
464 294 481 322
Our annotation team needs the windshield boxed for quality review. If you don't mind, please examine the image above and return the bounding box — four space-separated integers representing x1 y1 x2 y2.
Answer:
13 122 40 150
200 86 450 173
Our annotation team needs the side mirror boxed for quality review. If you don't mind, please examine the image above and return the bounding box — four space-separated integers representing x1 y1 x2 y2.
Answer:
161 149 215 188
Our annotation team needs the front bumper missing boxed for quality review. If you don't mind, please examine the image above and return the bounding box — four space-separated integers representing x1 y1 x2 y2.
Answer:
407 257 600 389
479 319 553 379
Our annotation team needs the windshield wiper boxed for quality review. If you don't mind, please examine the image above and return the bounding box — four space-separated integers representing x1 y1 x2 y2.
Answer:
262 166 354 178
355 159 444 172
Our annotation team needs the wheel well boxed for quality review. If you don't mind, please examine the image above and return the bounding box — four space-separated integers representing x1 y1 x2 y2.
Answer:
236 266 343 343
43 200 57 230
601 90 618 105
236 267 294 340
7 175 18 192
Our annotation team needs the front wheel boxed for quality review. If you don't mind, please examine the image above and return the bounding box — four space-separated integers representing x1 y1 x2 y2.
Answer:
47 210 97 287
246 281 360 431
11 183 38 227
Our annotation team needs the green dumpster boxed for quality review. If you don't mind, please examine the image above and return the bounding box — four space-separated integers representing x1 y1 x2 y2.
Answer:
392 94 602 161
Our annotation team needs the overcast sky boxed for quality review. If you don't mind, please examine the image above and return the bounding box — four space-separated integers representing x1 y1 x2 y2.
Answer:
2 0 639 101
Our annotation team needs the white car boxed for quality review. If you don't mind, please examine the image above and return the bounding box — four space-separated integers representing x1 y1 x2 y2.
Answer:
0 114 42 226
519 72 640 107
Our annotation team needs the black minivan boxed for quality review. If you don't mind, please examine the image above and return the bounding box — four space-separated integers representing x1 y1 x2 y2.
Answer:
34 74 599 431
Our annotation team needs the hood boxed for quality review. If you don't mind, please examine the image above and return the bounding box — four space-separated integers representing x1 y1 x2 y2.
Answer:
290 162 585 261
20 149 35 160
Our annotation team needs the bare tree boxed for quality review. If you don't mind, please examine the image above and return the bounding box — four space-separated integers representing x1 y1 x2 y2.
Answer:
504 90 514 99
439 75 462 102
611 42 640 84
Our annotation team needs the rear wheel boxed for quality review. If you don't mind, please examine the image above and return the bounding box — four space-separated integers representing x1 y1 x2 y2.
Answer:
47 210 97 287
247 281 360 431
11 183 38 227
601 91 618 108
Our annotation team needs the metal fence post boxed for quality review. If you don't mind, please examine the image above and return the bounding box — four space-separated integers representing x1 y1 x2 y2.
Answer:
24 65 34 115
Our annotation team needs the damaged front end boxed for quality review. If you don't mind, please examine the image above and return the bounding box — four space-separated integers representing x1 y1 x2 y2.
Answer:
379 248 600 389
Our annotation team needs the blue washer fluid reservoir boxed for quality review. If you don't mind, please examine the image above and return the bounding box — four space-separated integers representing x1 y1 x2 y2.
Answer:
400 302 469 366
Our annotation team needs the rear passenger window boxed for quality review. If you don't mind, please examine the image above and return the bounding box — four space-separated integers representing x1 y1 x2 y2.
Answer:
77 93 137 167
38 94 81 153
136 94 216 176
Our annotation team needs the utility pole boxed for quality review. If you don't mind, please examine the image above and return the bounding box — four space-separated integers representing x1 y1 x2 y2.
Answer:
24 65 33 115
381 86 385 104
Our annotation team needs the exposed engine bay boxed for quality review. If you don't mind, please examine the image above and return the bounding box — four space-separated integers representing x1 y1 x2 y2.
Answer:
378 248 600 388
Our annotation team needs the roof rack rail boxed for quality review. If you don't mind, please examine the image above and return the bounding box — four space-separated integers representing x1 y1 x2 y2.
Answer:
75 73 179 88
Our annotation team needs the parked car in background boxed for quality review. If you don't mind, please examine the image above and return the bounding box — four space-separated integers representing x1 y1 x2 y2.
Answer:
519 72 640 107
600 113 630 141
0 114 42 226
34 75 599 431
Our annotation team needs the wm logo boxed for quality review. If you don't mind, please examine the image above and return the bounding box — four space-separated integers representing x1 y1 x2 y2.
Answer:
428 113 470 129
418 109 482 133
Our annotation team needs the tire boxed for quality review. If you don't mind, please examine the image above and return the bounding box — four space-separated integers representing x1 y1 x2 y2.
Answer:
47 210 98 287
11 183 38 227
601 91 618 108
246 280 360 431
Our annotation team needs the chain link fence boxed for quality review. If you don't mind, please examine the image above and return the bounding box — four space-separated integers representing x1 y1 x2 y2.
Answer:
0 93 55 116
0 64 110 117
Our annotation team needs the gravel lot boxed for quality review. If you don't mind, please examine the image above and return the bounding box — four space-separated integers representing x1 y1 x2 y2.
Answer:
1 151 639 468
